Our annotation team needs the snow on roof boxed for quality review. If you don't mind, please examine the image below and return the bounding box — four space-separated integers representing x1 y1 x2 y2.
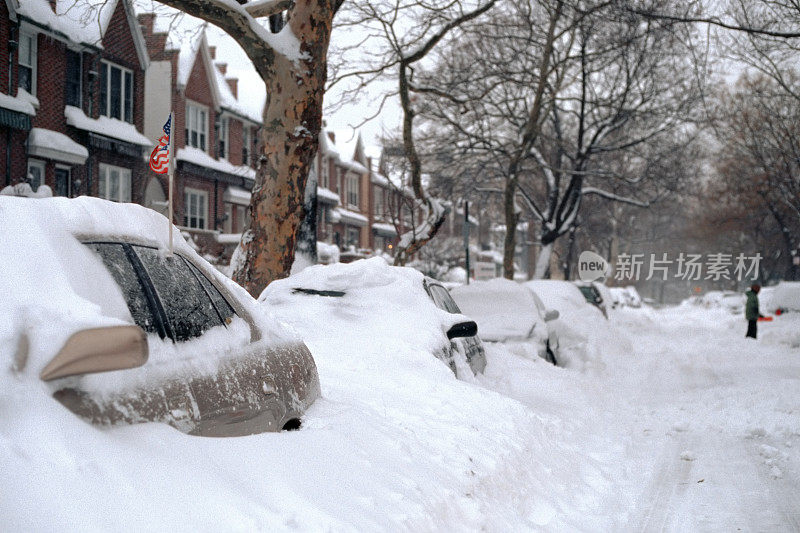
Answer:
318 129 341 158
176 147 255 179
222 185 251 206
316 186 340 206
334 208 368 227
371 222 397 237
212 62 261 123
28 128 89 164
15 0 115 47
0 90 36 115
177 28 204 88
64 106 151 147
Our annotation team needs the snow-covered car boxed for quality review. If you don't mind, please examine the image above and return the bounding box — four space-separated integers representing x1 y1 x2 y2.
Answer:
1 197 320 436
259 258 487 378
768 281 800 313
573 281 609 318
694 290 744 314
525 280 610 366
609 287 627 308
450 279 559 365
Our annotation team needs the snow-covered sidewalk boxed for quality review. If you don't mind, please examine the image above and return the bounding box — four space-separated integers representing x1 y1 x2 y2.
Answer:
2 303 798 531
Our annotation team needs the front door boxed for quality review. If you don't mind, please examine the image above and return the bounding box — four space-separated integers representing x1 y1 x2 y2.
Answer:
54 166 71 197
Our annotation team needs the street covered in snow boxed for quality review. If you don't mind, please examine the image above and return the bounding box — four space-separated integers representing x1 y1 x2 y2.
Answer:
3 271 798 531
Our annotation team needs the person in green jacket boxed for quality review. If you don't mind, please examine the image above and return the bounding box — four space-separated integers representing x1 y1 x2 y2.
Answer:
745 284 762 339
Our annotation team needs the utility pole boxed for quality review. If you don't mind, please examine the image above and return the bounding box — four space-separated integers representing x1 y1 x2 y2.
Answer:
464 200 470 285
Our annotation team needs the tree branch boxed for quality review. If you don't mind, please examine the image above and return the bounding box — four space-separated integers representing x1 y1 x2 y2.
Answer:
582 187 650 207
244 0 293 19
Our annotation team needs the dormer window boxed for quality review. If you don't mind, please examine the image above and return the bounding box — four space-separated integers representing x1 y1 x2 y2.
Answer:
186 103 208 152
100 61 133 123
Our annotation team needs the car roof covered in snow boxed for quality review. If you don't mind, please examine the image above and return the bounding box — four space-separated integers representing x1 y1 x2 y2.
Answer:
259 257 469 357
449 279 542 342
525 280 588 313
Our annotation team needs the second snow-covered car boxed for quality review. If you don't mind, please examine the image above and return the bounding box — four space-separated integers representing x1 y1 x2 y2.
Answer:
450 279 560 365
2 196 320 436
258 258 487 378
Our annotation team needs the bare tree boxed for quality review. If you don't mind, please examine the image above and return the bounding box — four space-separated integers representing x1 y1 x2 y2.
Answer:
422 0 702 278
330 0 496 265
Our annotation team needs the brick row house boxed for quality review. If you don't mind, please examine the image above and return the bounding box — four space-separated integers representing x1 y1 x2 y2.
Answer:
312 127 419 258
138 16 260 254
1 0 151 200
0 0 414 265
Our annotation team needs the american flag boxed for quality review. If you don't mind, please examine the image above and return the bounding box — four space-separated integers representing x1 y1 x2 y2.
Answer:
149 115 171 174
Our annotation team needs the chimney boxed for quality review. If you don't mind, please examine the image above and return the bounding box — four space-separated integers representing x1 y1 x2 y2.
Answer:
137 13 156 36
327 131 335 144
209 46 216 60
226 78 238 98
216 62 226 76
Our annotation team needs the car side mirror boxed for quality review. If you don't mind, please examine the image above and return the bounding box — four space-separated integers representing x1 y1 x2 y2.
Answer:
40 325 148 381
446 321 478 340
544 310 559 322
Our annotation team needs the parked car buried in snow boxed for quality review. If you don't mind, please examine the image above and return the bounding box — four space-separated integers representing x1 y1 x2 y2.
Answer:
1 197 320 436
258 258 487 379
450 279 560 365
573 281 610 319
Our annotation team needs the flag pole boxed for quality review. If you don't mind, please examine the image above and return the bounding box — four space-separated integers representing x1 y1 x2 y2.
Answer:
168 110 174 255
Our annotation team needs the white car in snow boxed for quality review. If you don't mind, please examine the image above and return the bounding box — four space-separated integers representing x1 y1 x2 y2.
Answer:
0 196 320 436
258 258 487 378
449 279 560 365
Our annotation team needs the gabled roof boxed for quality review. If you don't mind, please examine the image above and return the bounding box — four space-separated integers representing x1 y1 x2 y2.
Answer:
12 0 148 69
211 60 262 123
177 30 221 110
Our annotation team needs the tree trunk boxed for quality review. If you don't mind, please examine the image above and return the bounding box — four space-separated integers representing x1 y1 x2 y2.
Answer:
292 167 318 274
533 241 553 279
232 1 333 297
503 175 519 279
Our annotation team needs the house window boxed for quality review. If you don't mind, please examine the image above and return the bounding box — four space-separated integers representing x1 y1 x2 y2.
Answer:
98 164 132 202
320 156 329 188
223 203 233 233
218 117 229 160
65 50 82 108
346 227 360 248
242 126 250 166
183 188 208 229
186 103 208 151
18 31 36 95
238 204 249 231
26 159 45 191
373 187 384 219
346 174 359 208
100 62 133 123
